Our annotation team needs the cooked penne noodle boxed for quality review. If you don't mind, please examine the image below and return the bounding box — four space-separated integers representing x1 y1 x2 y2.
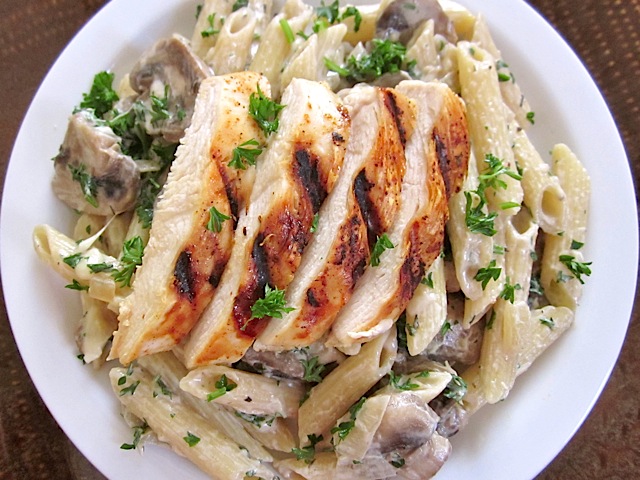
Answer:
298 328 396 442
109 367 277 480
206 8 258 74
405 255 448 356
540 144 591 310
180 365 305 418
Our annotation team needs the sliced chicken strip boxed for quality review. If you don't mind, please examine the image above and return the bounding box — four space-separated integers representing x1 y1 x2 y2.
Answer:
327 81 469 352
109 73 269 364
255 86 415 350
184 78 349 367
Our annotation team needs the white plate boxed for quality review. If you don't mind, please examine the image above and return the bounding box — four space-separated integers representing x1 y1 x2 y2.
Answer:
1 0 636 478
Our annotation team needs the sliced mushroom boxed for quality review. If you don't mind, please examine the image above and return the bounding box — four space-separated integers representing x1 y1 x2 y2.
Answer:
52 110 140 215
390 433 452 479
129 34 212 143
240 343 345 380
426 292 485 366
371 391 439 454
376 0 457 45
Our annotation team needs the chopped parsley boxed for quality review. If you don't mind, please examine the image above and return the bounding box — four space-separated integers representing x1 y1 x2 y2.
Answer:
250 284 295 320
68 163 98 208
229 138 263 169
529 275 544 297
112 236 144 287
201 13 220 38
310 213 319 233
370 233 394 267
390 453 405 468
119 380 140 396
478 153 522 197
420 272 434 288
388 371 422 391
343 39 408 83
149 85 171 125
183 432 201 447
206 206 231 233
443 374 467 403
153 375 172 399
291 434 323 464
301 356 325 383
235 411 277 428
65 279 88 291
120 422 149 450
474 260 501 290
540 317 555 329
464 191 497 236
526 111 536 125
570 239 585 250
63 253 86 269
232 0 248 11
559 254 592 284
280 18 295 44
207 374 238 401
331 397 365 443
439 320 452 336
87 262 116 273
79 71 119 118
499 279 521 304
249 84 285 136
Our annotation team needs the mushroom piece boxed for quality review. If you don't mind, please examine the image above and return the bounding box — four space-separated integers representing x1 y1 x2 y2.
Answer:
129 34 212 143
52 110 140 215
376 0 458 45
391 433 452 480
426 292 485 367
240 344 345 380
371 391 439 454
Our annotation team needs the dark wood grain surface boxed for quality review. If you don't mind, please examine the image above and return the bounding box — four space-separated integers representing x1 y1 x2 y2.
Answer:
1 1 638 478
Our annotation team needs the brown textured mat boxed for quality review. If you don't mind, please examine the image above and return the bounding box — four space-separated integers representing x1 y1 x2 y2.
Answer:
0 0 638 479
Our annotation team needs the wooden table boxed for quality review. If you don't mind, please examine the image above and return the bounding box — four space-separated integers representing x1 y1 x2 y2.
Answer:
1 0 638 478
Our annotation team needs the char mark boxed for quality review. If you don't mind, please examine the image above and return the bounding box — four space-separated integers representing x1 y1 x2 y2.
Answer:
252 234 271 297
294 148 327 213
174 250 196 302
382 89 407 147
354 170 384 249
307 289 320 308
332 131 345 144
434 131 452 197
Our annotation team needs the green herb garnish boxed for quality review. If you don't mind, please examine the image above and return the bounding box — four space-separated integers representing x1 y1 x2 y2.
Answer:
206 374 237 401
206 206 231 233
370 233 394 267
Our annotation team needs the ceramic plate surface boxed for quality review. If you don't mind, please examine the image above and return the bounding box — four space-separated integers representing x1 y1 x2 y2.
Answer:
1 0 636 478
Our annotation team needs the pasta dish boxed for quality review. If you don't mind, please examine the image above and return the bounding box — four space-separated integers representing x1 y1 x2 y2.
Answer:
32 0 592 478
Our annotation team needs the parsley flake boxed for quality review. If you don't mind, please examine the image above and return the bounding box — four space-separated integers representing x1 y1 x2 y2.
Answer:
559 254 592 284
201 14 220 38
331 397 365 443
229 138 263 169
69 163 98 208
183 432 201 447
249 84 285 136
291 434 323 464
79 71 119 118
112 236 144 287
474 260 501 290
207 206 231 233
370 233 394 266
301 356 325 383
63 253 86 269
207 374 238 401
249 284 295 320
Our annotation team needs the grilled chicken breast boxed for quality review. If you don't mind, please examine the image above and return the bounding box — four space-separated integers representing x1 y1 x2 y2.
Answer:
254 86 415 350
110 73 269 364
327 81 469 352
184 78 350 367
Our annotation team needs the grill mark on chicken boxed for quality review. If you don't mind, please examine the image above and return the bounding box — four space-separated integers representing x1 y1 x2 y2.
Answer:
294 147 327 213
233 236 271 337
382 88 408 147
174 250 196 302
354 170 384 248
